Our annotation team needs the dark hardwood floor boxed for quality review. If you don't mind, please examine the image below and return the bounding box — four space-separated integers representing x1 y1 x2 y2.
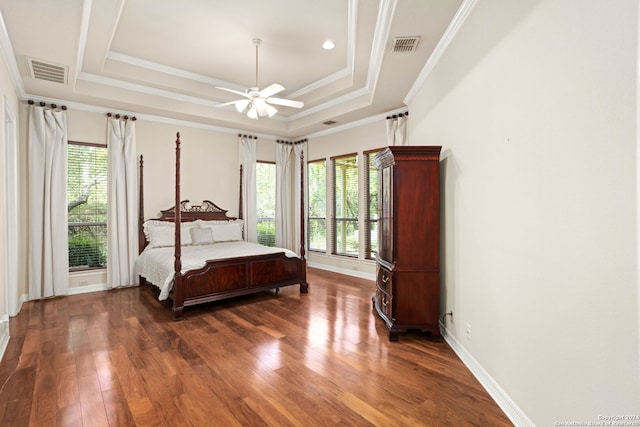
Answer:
0 267 512 426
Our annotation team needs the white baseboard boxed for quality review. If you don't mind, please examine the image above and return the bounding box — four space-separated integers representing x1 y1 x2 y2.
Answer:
307 262 376 281
0 316 10 363
68 283 108 295
439 321 534 427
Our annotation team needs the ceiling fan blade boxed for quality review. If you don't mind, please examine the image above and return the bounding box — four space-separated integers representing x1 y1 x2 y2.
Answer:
215 86 250 98
216 101 239 107
266 97 304 109
259 83 284 98
216 99 250 113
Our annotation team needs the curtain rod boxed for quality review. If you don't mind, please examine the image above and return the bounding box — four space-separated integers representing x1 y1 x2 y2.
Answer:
107 112 137 121
277 138 307 145
27 99 67 110
238 134 258 139
386 111 409 120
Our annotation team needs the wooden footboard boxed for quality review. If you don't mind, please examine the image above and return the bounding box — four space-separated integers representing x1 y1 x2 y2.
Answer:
171 252 307 319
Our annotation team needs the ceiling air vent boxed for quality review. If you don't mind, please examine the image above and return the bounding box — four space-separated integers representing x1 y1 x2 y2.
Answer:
391 36 420 53
28 58 67 84
323 120 337 125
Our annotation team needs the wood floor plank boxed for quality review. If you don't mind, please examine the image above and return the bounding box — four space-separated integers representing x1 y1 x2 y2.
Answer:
1 267 513 426
56 402 83 427
54 352 79 410
29 340 57 426
76 374 109 426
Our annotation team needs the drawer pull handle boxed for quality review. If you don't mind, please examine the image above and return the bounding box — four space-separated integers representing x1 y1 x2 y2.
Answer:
382 296 389 307
382 275 389 284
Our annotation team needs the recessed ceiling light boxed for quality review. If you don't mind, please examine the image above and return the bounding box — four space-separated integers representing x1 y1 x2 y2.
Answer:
322 40 335 50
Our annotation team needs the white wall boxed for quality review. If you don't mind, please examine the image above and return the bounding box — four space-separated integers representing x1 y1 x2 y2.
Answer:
134 120 241 219
408 0 640 423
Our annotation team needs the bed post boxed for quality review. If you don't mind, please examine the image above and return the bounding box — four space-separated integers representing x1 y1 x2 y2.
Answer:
299 149 309 293
138 155 145 255
239 164 244 220
138 155 147 286
173 132 185 320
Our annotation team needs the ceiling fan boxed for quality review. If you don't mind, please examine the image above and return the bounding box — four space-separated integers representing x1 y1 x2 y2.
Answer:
216 38 304 119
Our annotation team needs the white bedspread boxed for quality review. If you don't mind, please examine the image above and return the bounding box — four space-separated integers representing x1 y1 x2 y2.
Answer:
135 241 298 301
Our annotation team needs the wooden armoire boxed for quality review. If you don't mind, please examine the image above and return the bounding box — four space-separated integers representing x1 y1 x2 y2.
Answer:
372 145 442 341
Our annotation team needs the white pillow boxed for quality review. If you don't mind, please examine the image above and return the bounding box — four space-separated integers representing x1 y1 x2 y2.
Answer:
207 222 243 242
196 219 244 228
147 225 175 248
146 223 195 247
190 227 214 245
143 220 172 239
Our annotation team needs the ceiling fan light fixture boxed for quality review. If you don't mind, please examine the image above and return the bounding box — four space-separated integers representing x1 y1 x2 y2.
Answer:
253 97 268 117
266 104 278 117
247 106 258 120
235 99 250 112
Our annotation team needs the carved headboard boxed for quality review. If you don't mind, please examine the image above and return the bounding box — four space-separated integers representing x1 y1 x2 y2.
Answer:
157 200 237 222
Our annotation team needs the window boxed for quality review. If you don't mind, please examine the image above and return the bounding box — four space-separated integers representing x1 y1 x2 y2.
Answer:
308 159 326 251
256 161 276 246
332 154 358 256
67 141 108 270
364 150 380 259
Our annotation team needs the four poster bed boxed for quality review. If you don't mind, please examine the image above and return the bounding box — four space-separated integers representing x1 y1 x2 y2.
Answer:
135 132 308 320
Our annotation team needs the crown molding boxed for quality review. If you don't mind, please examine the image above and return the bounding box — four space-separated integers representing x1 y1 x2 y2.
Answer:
366 0 397 92
304 106 406 139
21 90 404 142
404 0 478 105
73 0 93 90
0 10 25 97
107 51 244 90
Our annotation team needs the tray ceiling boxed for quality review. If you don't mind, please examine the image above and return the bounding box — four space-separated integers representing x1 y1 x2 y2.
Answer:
0 0 464 138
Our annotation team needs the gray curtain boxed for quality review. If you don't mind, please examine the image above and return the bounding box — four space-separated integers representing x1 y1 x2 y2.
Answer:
239 136 257 242
28 106 69 299
386 112 409 145
107 117 138 288
275 141 305 254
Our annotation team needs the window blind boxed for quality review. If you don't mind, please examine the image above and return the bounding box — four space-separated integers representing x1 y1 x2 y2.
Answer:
67 141 108 269
256 161 276 246
308 159 327 251
364 151 380 259
332 154 358 256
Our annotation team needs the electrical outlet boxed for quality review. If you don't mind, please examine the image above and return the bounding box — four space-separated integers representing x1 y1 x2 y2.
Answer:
465 323 472 339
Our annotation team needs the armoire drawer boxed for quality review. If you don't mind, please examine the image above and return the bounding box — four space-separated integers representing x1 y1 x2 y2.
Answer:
376 266 393 294
375 287 393 319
